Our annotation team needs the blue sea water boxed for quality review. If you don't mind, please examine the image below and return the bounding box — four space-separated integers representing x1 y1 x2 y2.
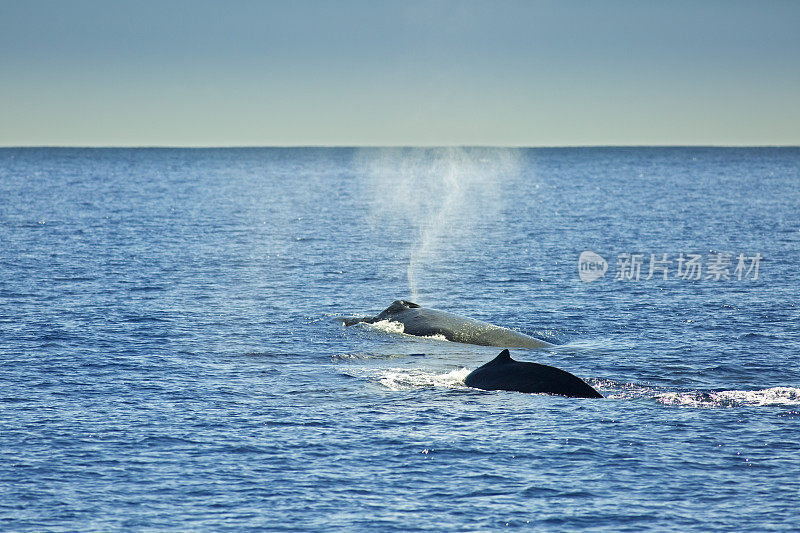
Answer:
1 146 799 531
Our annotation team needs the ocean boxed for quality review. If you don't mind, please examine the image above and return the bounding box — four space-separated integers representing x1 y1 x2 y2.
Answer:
1 146 799 531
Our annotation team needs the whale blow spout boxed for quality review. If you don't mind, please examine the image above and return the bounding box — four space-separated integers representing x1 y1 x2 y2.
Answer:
465 349 603 398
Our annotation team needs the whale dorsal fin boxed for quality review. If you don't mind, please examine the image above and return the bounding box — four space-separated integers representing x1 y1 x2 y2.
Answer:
376 300 420 320
489 349 513 365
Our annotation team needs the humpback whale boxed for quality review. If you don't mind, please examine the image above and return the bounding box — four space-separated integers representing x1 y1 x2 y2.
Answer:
344 300 552 349
465 349 603 398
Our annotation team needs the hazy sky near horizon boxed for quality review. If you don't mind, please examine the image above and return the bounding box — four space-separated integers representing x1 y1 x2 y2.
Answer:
1 0 798 146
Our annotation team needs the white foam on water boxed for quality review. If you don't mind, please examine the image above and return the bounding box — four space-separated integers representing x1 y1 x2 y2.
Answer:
420 333 450 342
359 320 452 343
378 367 471 391
658 387 800 408
360 319 405 335
594 380 661 400
347 366 471 391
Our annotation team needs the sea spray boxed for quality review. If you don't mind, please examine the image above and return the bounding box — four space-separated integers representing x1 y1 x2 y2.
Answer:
355 147 520 302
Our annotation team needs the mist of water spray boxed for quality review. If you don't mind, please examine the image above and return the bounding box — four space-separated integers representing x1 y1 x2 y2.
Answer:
356 147 520 303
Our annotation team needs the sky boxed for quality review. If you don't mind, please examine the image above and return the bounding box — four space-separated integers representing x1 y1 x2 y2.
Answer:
1 0 798 146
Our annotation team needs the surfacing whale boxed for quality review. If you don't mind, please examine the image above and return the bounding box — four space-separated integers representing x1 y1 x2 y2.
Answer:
344 300 552 349
465 349 603 398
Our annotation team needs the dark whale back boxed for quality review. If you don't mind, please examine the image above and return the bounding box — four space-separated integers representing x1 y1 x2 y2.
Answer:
373 300 420 321
465 349 603 398
357 300 552 349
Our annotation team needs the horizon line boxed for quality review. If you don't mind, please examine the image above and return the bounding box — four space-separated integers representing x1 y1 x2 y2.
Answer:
2 144 799 149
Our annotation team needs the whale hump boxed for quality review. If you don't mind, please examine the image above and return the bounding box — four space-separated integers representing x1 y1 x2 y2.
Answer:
465 349 603 398
351 300 553 349
386 300 420 313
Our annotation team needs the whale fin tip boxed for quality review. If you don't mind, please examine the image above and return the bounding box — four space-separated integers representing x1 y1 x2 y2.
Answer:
492 349 512 364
